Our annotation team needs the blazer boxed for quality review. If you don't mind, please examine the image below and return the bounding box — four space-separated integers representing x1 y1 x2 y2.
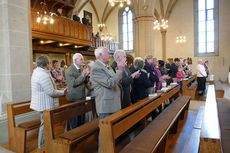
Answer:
82 18 90 26
133 69 154 102
30 67 64 112
65 64 86 101
73 15 80 22
111 61 133 109
90 60 122 114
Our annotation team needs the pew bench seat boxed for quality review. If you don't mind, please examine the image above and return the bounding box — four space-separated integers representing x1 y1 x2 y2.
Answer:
43 99 98 153
17 119 41 131
120 96 191 153
217 98 230 153
215 81 224 98
58 118 99 143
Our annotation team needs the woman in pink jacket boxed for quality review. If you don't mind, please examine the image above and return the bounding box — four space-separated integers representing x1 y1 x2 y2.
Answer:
177 66 185 94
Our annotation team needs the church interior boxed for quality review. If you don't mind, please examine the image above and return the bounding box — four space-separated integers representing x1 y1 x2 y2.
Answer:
1 0 230 153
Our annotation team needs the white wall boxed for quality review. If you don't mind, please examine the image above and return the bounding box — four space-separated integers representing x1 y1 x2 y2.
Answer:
154 0 230 82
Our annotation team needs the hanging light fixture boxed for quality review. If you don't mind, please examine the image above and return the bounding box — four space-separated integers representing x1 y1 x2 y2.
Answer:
101 33 113 41
176 36 186 43
109 0 131 7
36 1 54 24
98 23 105 32
153 19 168 31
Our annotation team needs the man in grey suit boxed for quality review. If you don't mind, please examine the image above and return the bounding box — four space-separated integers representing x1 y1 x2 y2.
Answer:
66 53 89 129
90 47 126 153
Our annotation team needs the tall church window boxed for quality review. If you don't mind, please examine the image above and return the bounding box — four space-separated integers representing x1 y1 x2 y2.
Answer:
195 0 218 56
121 7 134 52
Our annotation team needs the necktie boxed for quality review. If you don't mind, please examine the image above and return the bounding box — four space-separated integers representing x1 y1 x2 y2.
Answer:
78 69 81 73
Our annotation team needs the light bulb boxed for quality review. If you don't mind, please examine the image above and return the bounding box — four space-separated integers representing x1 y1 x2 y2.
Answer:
120 2 124 7
44 17 48 21
74 45 78 48
40 40 44 44
109 0 113 2
37 17 41 23
111 2 115 6
50 18 54 24
127 1 131 5
59 43 63 46
43 21 47 24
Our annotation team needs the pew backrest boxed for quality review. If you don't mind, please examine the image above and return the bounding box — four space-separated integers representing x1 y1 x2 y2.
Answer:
199 85 221 153
100 85 179 153
7 101 40 153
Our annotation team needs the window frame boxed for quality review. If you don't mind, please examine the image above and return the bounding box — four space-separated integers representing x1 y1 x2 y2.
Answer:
194 0 219 56
119 6 135 52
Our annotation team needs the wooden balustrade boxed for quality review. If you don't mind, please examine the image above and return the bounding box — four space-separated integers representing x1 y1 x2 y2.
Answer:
31 8 92 46
91 37 119 52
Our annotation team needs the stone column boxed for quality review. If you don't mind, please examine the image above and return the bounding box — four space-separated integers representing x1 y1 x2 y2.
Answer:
134 16 155 58
0 0 32 143
161 30 167 60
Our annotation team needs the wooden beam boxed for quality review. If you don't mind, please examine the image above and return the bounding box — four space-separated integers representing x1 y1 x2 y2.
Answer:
159 0 165 18
90 1 100 23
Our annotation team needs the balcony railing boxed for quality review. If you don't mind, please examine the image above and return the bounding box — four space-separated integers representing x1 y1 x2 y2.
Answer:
91 37 119 53
31 8 92 46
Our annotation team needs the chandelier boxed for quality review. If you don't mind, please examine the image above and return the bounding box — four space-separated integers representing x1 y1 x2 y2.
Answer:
98 23 105 32
36 1 54 24
176 36 186 43
109 0 131 7
153 19 168 31
101 33 113 41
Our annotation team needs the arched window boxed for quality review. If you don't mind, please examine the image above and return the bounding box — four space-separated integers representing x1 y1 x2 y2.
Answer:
195 0 219 56
120 7 134 52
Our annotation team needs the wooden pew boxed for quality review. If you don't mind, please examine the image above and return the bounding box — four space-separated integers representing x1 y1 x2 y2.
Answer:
182 75 198 100
7 96 68 153
43 99 98 153
214 81 225 98
120 96 191 153
99 85 181 153
199 85 222 153
7 101 41 153
217 98 230 153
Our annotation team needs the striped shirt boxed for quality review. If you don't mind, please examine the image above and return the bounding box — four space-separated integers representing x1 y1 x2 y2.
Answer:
30 67 64 111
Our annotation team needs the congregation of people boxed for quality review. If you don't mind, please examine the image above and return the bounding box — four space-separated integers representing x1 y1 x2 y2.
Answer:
30 47 209 150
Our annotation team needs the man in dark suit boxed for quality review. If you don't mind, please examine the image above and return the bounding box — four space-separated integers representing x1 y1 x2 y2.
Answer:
65 53 89 129
73 11 80 23
82 15 91 26
111 50 140 109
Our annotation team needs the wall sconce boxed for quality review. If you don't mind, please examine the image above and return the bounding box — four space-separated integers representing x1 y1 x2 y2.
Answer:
98 23 105 32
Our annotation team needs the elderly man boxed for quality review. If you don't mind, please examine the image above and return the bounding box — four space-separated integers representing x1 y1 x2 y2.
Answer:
30 56 67 148
90 47 126 153
73 11 80 22
197 59 207 95
66 53 89 129
111 50 140 109
82 15 91 26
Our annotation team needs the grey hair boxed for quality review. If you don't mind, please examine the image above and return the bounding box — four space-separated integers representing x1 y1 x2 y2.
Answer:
134 57 144 70
73 53 83 63
94 47 107 59
113 50 125 61
86 60 94 68
37 56 50 69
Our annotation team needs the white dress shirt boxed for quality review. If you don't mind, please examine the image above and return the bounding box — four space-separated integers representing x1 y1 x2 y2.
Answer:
30 67 64 111
197 64 207 77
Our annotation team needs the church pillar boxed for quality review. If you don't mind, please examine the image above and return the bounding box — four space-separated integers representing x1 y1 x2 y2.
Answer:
161 30 167 60
0 0 32 142
134 16 154 58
